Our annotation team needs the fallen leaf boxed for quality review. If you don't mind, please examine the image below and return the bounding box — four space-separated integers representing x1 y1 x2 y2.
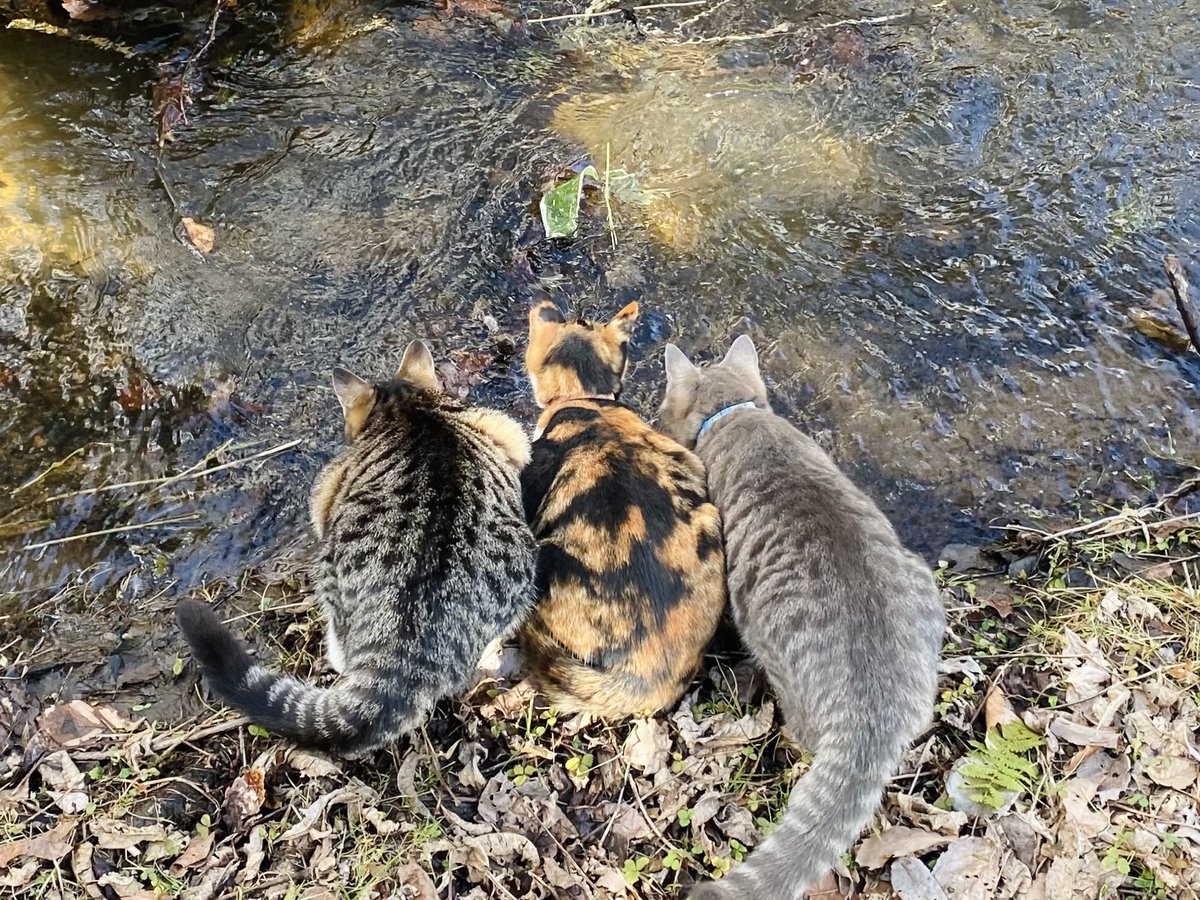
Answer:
37 749 89 814
168 832 213 875
623 717 671 775
91 818 169 851
891 855 950 900
856 826 952 870
696 701 775 751
0 818 75 868
1048 716 1120 749
97 871 159 900
894 792 969 835
396 862 437 900
461 831 539 883
931 836 1002 900
181 218 215 254
285 749 342 780
38 700 135 749
223 768 266 832
984 684 1019 731
61 0 119 21
0 858 41 889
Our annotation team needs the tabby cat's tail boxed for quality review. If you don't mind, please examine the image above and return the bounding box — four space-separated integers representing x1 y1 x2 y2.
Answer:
688 732 899 900
176 599 401 755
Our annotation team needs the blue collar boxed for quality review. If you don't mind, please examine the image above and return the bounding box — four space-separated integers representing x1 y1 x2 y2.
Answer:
698 401 757 440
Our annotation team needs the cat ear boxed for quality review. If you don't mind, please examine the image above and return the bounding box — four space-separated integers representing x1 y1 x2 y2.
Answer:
332 367 375 437
396 339 441 392
606 301 639 342
664 343 698 385
529 301 566 332
721 334 760 374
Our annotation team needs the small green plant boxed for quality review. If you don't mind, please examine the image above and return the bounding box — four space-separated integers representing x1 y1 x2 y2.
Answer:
957 719 1044 809
622 854 650 885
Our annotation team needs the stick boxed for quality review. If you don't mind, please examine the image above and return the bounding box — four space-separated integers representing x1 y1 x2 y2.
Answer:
1164 255 1200 355
527 1 709 24
21 513 201 552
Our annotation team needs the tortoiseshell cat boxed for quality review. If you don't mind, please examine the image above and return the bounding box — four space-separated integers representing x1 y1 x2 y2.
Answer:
519 301 726 717
177 340 538 756
659 336 945 900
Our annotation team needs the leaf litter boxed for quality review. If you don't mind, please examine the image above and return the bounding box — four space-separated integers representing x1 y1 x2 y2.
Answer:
2 483 1199 898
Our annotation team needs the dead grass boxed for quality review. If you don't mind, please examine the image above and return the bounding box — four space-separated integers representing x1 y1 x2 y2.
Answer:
2 484 1199 899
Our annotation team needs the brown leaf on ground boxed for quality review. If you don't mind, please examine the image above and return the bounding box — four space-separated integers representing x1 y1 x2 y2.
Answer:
983 683 1018 730
38 700 135 749
931 836 1002 900
181 217 215 254
0 818 75 867
154 70 192 145
168 832 213 875
396 862 437 900
223 769 266 832
1048 715 1121 749
891 855 950 899
855 825 951 870
90 819 171 851
624 717 671 774
61 0 119 21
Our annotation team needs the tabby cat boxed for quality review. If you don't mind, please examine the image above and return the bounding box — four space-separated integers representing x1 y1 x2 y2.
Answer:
177 340 538 756
520 300 726 717
658 336 945 900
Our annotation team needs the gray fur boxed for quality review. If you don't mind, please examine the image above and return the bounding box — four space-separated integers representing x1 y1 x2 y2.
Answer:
658 337 945 900
178 347 537 757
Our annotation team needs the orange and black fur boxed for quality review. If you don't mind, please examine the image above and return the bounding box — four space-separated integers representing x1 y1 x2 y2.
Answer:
520 300 726 717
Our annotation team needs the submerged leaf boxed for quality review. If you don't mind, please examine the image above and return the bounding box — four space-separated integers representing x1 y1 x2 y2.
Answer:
540 165 598 239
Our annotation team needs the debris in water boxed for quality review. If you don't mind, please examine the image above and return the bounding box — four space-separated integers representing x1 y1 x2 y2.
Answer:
181 217 215 254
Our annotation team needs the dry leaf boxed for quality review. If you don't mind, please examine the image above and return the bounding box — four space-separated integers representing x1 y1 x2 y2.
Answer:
894 792 969 835
181 217 215 254
856 825 951 869
0 818 75 867
984 684 1018 730
285 749 342 780
931 836 1002 900
396 862 438 900
696 701 775 751
38 700 134 749
891 855 950 900
624 717 671 775
223 769 266 831
1048 716 1120 749
168 832 213 875
37 750 89 814
91 818 170 851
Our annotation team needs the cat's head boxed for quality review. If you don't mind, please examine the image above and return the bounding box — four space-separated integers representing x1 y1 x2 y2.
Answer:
330 339 441 441
525 300 639 407
657 335 769 448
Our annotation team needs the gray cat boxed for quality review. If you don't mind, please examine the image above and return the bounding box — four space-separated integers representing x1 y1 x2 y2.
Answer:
658 336 945 900
177 340 538 756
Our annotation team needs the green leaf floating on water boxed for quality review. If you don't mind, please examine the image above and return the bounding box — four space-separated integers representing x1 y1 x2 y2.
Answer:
540 165 598 239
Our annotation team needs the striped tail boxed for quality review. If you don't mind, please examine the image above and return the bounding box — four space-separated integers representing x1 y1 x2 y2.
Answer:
688 732 900 900
176 599 402 755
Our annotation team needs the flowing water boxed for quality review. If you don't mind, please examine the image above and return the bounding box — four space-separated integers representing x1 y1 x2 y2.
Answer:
2 0 1198 625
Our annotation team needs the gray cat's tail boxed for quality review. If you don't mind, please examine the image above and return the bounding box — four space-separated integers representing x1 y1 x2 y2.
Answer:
689 732 899 900
176 599 399 755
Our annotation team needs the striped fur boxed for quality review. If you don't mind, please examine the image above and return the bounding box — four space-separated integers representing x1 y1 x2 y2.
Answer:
658 337 945 900
177 340 537 756
521 301 726 717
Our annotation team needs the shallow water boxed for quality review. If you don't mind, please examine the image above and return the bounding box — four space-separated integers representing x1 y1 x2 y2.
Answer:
1 0 1198 611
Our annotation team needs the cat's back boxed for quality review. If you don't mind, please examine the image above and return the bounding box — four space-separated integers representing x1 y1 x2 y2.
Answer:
316 388 530 594
706 408 943 652
521 399 725 717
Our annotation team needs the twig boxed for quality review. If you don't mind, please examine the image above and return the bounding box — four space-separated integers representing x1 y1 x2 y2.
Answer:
152 715 251 754
1163 255 1200 355
37 438 301 504
11 446 93 495
527 1 709 24
21 513 202 552
678 12 909 44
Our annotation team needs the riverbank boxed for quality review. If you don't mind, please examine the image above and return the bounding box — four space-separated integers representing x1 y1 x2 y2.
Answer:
3 479 1197 899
